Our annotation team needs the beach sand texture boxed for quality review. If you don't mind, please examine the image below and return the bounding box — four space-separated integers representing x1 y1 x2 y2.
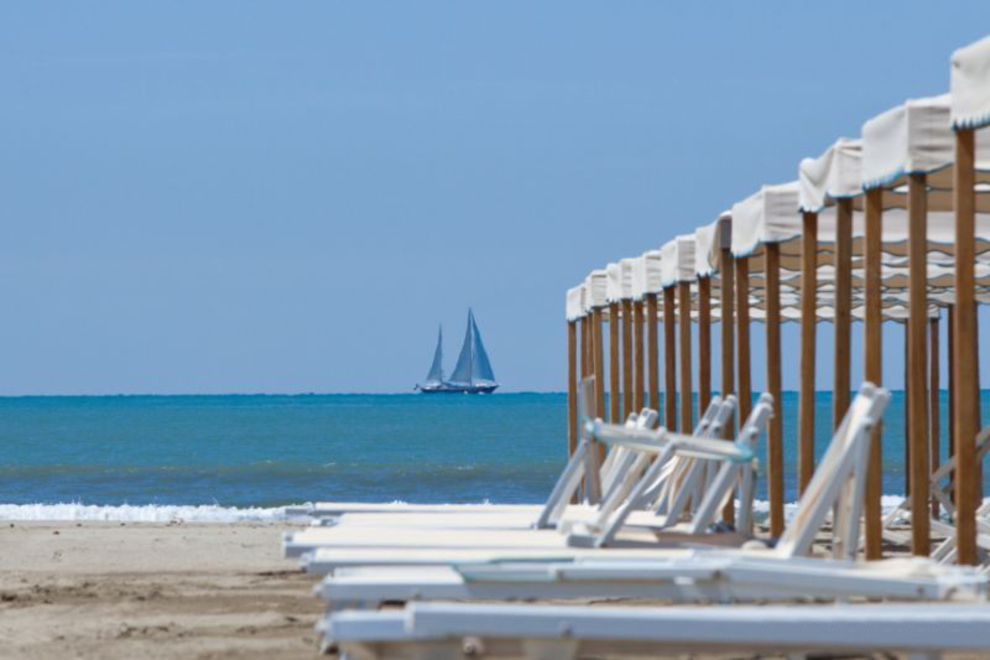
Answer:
0 522 321 659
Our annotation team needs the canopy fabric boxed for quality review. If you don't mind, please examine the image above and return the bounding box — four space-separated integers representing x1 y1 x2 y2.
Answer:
952 35 990 130
799 138 863 213
861 94 990 195
641 249 664 295
730 181 802 258
694 214 731 278
565 284 586 321
586 269 609 309
620 258 636 299
660 235 697 286
605 262 623 302
861 94 955 190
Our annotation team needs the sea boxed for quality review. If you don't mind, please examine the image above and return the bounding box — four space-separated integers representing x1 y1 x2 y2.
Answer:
0 391 982 522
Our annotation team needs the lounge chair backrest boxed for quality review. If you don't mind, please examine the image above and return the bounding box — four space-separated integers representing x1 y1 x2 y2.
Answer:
773 382 890 560
687 393 773 534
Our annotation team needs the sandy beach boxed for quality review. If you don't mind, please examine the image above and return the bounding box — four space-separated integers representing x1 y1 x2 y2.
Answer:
0 521 320 659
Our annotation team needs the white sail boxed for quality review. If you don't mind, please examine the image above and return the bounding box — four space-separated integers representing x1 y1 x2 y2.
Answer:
424 326 444 384
448 311 475 386
470 313 496 384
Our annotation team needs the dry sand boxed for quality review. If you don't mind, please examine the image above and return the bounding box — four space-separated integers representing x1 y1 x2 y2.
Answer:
0 521 321 659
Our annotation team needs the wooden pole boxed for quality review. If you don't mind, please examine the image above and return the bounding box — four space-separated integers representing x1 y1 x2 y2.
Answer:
567 320 578 457
955 130 979 569
949 304 957 508
647 293 660 412
609 302 621 422
735 258 753 426
930 314 941 519
698 277 712 418
833 198 853 431
633 299 645 411
663 286 677 431
621 299 634 418
765 243 784 538
678 281 693 433
719 248 736 526
864 187 884 560
592 307 606 423
580 315 590 380
974 311 983 506
908 172 930 556
904 325 911 498
799 211 818 495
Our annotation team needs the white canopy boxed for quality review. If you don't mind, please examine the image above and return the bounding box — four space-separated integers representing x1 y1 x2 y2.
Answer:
660 235 696 286
605 262 623 303
620 258 636 299
799 138 863 213
951 35 990 131
565 284 586 322
641 250 664 295
694 213 731 278
730 181 802 258
585 269 608 309
861 93 990 196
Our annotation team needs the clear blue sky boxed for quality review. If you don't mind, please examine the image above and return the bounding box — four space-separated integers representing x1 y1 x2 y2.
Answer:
1 2 987 394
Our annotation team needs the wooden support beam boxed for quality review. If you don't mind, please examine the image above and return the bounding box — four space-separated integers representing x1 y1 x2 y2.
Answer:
833 198 853 431
647 293 660 413
954 126 978 565
765 243 784 538
567 320 577 457
864 187 884 560
592 307 606 423
609 302 621 422
580 315 590 380
975 311 983 505
908 172 930 556
633 299 645 411
799 211 818 495
719 248 736 526
735 258 752 427
930 314 941 519
949 304 957 507
904 326 911 498
663 286 677 431
678 281 693 433
622 299 634 418
698 277 712 418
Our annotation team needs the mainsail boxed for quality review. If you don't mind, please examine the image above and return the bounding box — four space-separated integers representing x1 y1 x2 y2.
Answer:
424 326 444 385
448 309 496 386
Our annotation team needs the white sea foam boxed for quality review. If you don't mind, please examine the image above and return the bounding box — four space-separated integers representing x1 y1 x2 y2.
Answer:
0 503 287 523
749 494 907 522
0 495 919 523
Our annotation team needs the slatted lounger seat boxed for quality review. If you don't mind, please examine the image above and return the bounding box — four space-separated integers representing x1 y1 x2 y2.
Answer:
327 601 990 660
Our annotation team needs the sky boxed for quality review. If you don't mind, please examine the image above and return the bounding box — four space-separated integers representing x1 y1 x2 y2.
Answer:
1 2 988 395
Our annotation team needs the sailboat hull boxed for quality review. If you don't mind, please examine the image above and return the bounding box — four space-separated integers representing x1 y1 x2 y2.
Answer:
418 383 498 394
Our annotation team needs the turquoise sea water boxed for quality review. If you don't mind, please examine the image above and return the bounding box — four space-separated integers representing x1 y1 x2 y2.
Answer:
0 392 986 514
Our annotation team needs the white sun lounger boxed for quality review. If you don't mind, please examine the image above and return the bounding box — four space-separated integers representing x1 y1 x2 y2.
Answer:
299 383 886 572
327 601 990 659
284 397 764 559
879 426 990 565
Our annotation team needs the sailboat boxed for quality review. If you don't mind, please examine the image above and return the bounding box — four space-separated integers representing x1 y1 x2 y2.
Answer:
416 309 498 394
